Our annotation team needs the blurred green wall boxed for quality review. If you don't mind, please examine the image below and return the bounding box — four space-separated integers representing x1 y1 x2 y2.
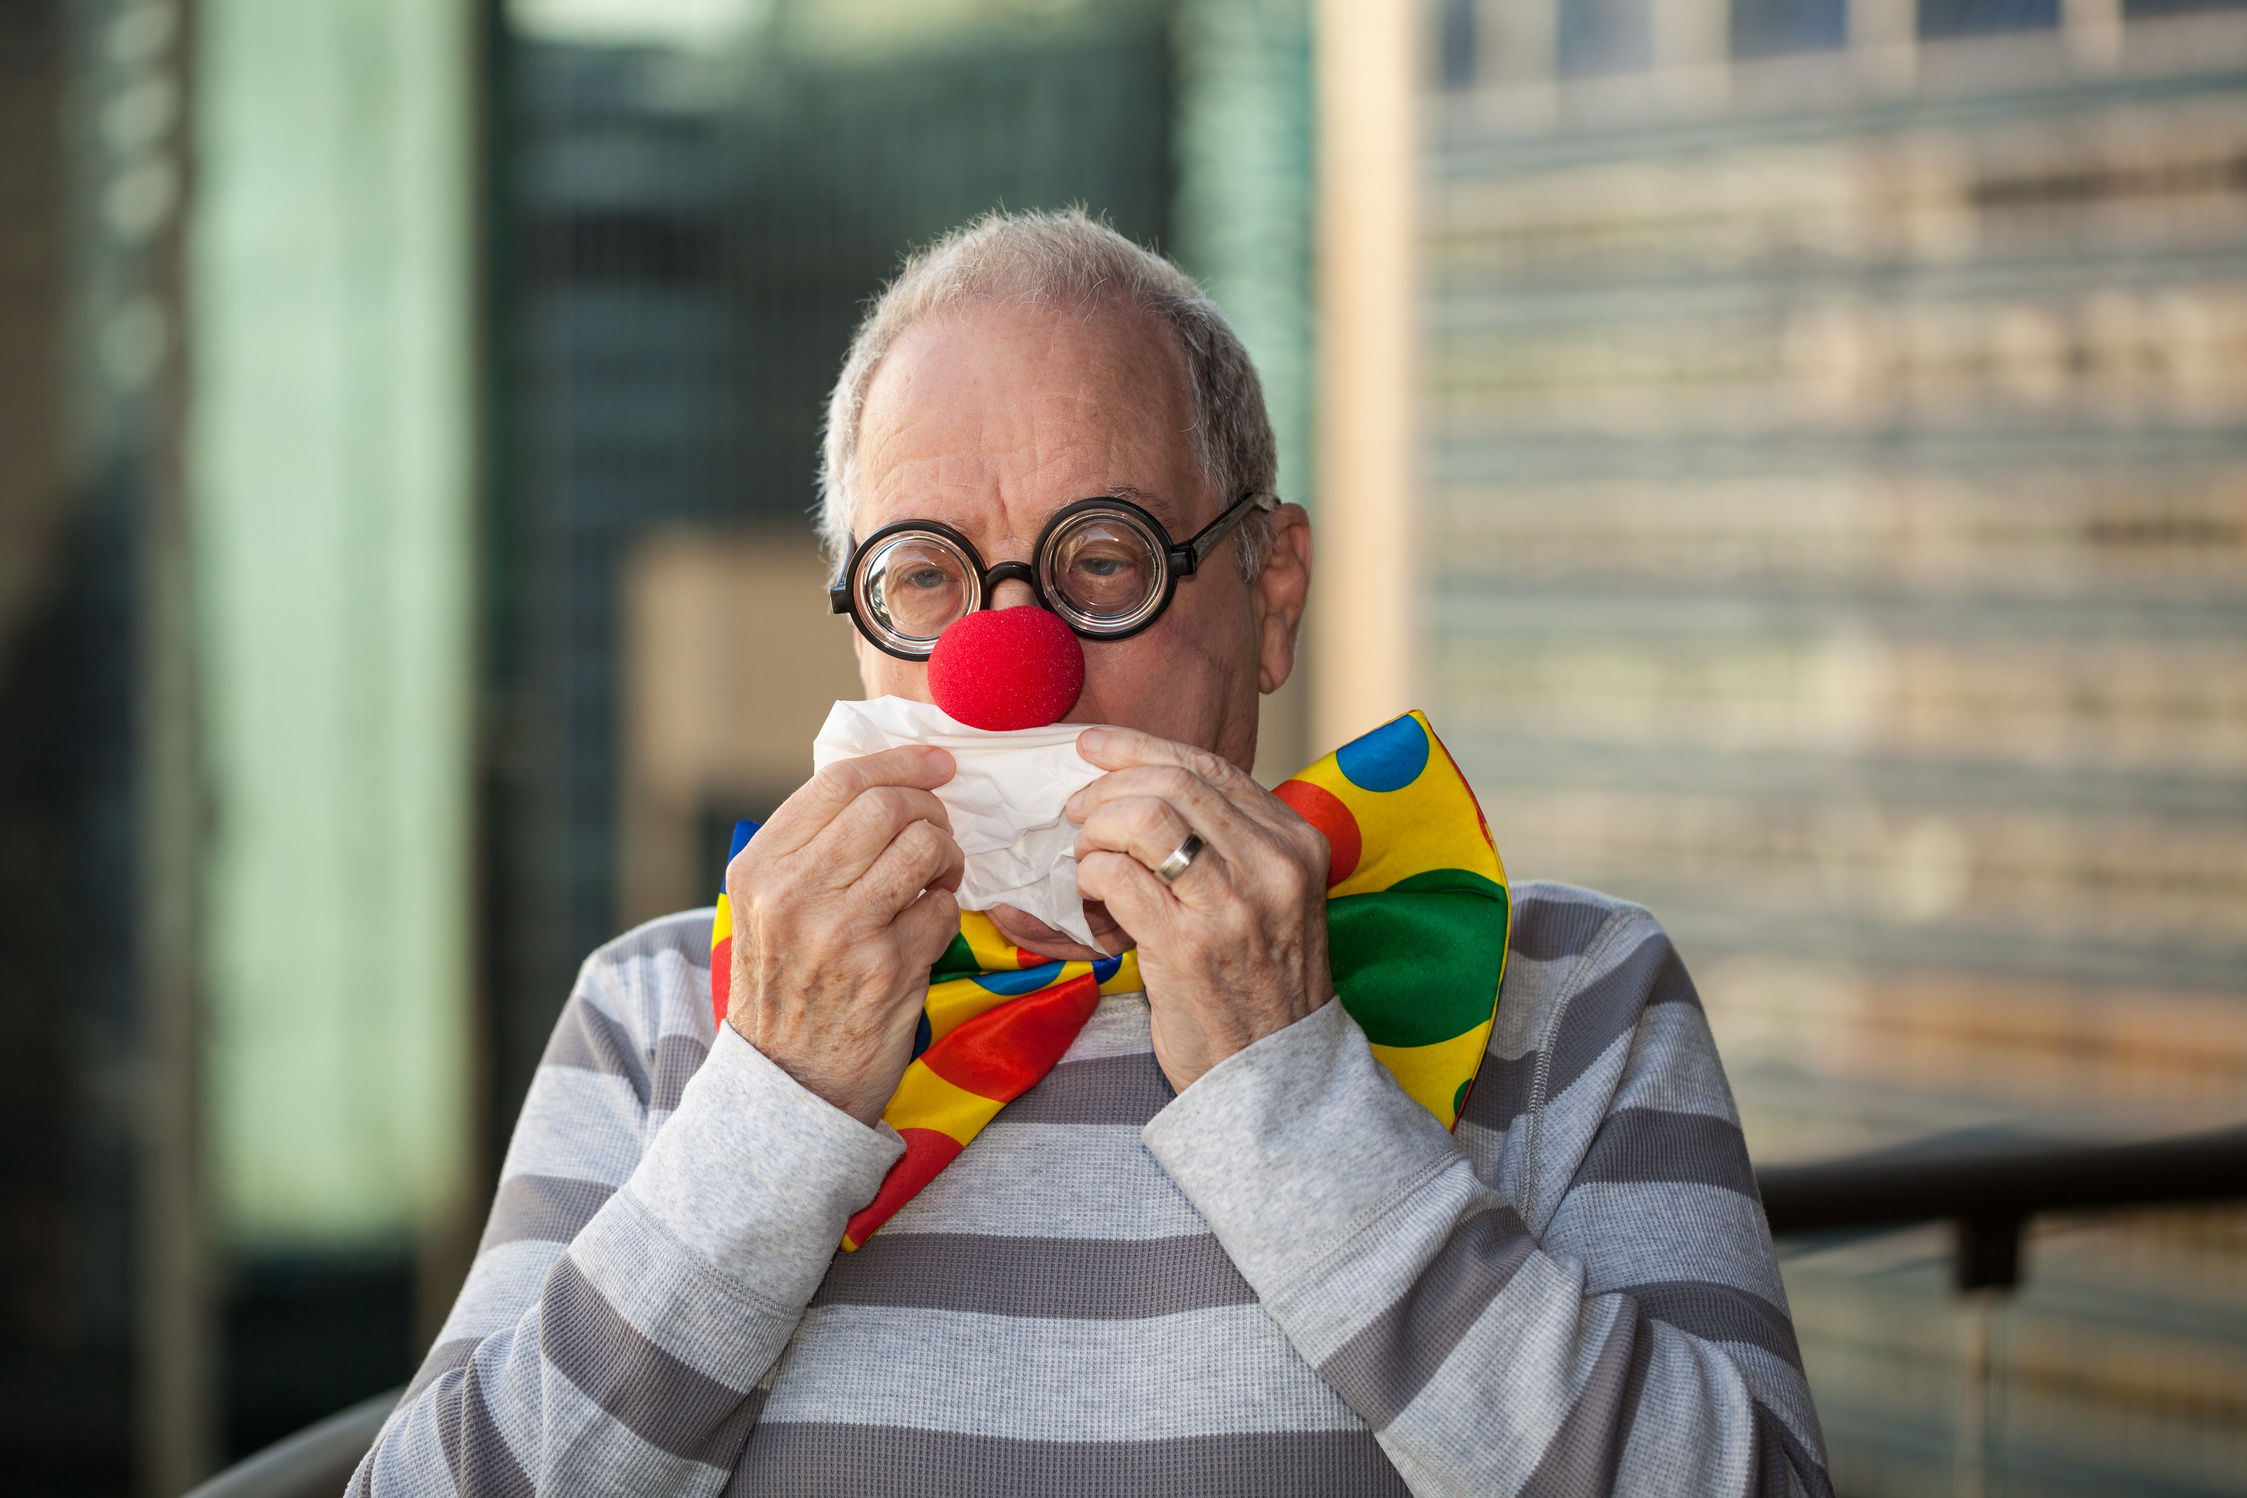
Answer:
1175 0 1314 513
191 0 476 1252
1173 0 1316 779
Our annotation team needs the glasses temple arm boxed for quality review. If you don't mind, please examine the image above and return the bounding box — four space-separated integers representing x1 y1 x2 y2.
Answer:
1176 491 1279 572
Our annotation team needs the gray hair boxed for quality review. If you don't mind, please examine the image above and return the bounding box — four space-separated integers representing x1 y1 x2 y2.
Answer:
817 208 1278 580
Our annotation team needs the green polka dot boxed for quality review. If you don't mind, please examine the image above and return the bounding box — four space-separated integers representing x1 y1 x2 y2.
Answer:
1454 1080 1473 1116
1327 870 1510 1049
929 931 979 985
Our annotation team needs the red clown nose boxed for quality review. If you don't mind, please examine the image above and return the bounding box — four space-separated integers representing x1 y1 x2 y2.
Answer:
928 607 1086 731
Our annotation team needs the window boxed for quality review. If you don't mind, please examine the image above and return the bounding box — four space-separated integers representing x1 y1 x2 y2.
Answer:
1918 0 2061 38
1438 0 1477 89
1731 0 1848 56
1557 0 1654 77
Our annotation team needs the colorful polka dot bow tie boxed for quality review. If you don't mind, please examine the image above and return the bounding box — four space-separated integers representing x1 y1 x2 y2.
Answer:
710 710 1511 1251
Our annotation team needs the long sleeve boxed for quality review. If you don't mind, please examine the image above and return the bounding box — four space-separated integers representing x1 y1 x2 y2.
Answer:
1142 897 1830 1498
349 916 904 1496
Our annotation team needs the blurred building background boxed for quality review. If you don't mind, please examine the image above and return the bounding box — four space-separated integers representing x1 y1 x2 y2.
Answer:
0 0 1313 1491
1422 2 2247 1495
0 0 2237 1495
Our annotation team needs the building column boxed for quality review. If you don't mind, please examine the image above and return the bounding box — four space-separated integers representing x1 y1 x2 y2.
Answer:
2064 0 2125 71
1478 0 1557 128
1176 0 1317 780
1312 0 1418 755
1853 0 1919 89
1655 0 1730 111
190 0 479 1373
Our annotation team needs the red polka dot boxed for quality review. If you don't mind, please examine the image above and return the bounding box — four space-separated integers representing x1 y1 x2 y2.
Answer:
1275 780 1362 888
710 934 731 1030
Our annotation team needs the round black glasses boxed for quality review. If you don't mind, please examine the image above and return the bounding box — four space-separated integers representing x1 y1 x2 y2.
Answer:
829 490 1278 661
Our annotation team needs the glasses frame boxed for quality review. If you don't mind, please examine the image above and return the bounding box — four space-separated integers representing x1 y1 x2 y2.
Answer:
830 489 1279 661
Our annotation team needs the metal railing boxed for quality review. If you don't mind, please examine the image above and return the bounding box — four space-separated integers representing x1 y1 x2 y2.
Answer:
1759 1121 2247 1497
176 1125 2247 1497
180 1387 399 1498
1757 1122 2247 1288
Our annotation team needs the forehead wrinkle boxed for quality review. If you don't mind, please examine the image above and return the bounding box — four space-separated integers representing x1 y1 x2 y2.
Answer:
855 302 1203 545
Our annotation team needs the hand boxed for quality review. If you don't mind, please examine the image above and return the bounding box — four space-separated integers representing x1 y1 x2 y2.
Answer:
726 746 966 1126
1067 726 1333 1094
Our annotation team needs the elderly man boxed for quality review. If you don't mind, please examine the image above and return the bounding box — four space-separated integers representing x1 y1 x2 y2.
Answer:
356 211 1829 1497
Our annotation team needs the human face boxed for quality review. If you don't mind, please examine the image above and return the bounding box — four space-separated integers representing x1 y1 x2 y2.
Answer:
848 296 1312 955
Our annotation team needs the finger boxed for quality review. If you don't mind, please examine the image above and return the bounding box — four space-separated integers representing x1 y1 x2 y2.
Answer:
1074 795 1200 877
1068 764 1265 866
814 784 957 884
1075 773 1312 920
892 886 963 969
1074 725 1257 793
1074 849 1179 950
858 818 967 914
759 746 956 856
1069 729 1296 838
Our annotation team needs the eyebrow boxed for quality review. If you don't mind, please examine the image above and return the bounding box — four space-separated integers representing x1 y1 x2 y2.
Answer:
1094 484 1186 531
853 484 1189 551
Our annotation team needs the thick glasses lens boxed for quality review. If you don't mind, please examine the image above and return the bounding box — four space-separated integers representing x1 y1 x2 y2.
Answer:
1043 512 1163 629
861 533 975 644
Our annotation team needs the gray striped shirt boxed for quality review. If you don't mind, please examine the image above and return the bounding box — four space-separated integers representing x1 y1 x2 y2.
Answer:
352 881 1830 1496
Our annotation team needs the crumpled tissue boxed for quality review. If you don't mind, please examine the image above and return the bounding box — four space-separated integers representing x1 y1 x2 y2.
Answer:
812 696 1104 945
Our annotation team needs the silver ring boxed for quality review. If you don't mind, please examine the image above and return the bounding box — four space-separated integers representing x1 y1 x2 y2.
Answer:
1154 832 1205 887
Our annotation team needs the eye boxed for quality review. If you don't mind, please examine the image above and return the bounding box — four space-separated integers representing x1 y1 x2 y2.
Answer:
1076 557 1123 578
904 567 950 590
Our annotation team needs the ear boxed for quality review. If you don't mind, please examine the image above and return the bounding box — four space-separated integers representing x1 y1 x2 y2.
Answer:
1250 504 1313 696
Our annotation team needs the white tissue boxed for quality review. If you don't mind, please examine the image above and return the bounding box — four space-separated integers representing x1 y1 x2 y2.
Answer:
811 696 1105 946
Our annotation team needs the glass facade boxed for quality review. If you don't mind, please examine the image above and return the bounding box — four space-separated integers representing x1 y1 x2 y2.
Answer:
1 1 199 1489
1428 2 2247 1493
484 0 1185 1180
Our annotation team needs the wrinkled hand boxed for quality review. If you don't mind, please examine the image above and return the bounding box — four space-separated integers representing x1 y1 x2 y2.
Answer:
1068 726 1333 1094
726 746 965 1126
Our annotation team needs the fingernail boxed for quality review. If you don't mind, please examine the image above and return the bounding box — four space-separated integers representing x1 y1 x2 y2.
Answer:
1077 726 1111 755
925 747 955 775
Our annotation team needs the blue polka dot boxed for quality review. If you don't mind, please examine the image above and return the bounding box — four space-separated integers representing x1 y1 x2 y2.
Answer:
1092 954 1122 985
1335 715 1429 793
911 1010 933 1060
972 961 1064 996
